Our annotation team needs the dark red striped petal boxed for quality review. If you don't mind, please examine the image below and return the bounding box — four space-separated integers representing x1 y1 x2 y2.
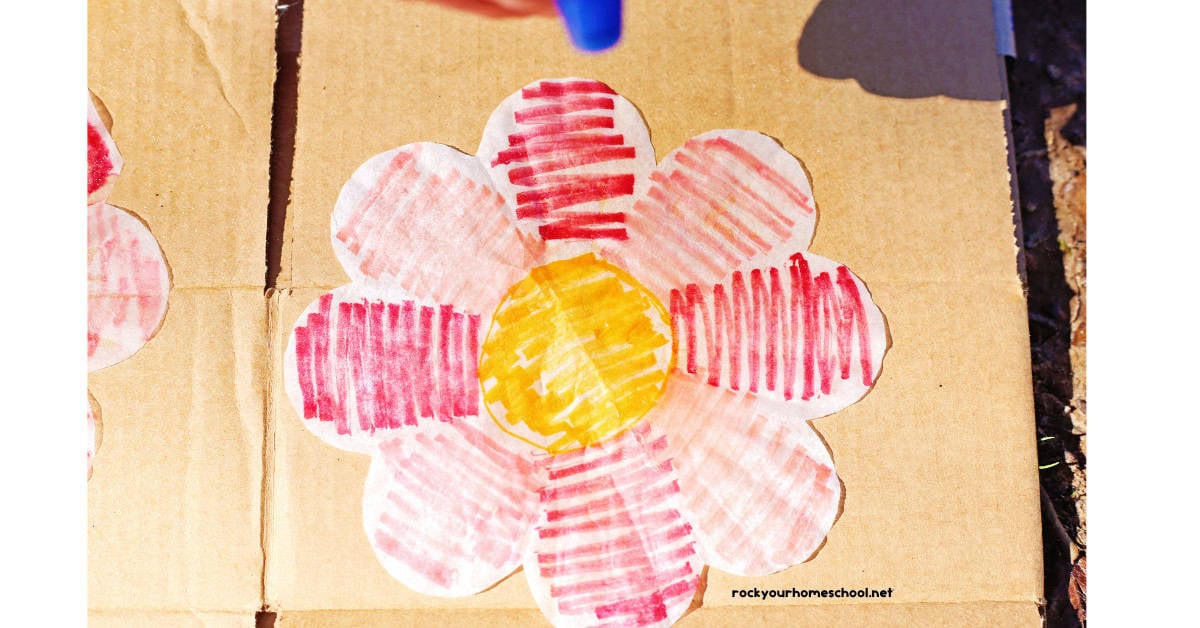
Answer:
616 130 818 299
87 97 122 206
332 142 542 314
645 374 841 576
364 420 540 596
526 423 702 627
87 203 170 371
667 251 887 419
283 285 485 453
478 78 655 244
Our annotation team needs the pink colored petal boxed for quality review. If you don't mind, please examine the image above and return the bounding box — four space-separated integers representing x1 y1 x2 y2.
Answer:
283 284 485 453
331 142 543 314
478 78 655 244
667 250 887 419
364 419 540 596
526 423 702 628
615 130 817 298
87 203 170 371
87 97 122 206
645 374 841 576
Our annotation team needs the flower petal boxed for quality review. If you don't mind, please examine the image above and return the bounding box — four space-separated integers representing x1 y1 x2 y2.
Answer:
283 284 485 453
478 78 655 244
666 250 887 419
525 423 703 628
87 96 122 206
364 419 540 596
331 142 542 314
617 130 817 298
88 203 170 371
645 374 841 576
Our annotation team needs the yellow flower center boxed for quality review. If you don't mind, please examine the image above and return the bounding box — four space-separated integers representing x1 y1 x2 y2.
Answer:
479 253 673 453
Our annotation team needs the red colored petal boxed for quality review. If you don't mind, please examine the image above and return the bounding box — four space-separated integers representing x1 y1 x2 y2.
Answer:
87 203 169 371
478 78 655 243
283 285 485 453
615 130 817 298
646 374 842 576
526 423 702 627
666 250 887 419
364 419 540 596
331 142 543 314
87 97 122 206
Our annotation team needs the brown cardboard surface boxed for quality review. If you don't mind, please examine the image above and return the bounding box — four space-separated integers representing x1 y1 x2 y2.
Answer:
87 0 275 621
87 0 1042 624
88 0 275 289
266 282 1041 612
88 609 257 628
275 601 1039 627
280 1 1018 291
89 289 267 614
268 0 1041 624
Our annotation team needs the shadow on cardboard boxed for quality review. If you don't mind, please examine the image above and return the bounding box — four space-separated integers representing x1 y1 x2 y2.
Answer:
797 0 1004 101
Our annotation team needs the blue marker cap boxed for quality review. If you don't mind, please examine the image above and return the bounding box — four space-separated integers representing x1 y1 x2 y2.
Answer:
555 0 623 52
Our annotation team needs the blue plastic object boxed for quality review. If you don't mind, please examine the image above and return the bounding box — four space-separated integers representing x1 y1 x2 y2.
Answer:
555 0 623 52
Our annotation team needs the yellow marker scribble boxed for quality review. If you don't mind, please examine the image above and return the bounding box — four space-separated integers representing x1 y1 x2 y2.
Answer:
479 253 672 453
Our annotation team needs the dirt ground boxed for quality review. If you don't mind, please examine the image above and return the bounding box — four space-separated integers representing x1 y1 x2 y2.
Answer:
1006 1 1086 625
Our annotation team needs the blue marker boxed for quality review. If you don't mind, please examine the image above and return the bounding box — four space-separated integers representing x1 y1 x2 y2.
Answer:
556 0 623 52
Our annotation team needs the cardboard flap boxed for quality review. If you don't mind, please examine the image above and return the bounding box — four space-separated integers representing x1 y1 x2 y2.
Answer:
88 0 275 290
87 0 276 617
268 0 1041 624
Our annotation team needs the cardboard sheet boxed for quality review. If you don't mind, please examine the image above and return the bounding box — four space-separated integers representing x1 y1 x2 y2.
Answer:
275 76 894 627
89 288 267 617
87 0 1042 625
88 0 275 290
268 0 1041 625
87 0 276 623
87 94 171 476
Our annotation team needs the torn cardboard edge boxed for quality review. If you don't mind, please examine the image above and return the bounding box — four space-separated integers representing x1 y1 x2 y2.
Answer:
266 1 305 290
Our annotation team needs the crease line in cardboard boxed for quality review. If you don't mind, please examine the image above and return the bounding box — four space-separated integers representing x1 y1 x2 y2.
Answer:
261 289 281 614
88 609 261 618
277 276 1032 293
171 285 284 292
175 0 250 135
262 0 306 618
265 598 1044 614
